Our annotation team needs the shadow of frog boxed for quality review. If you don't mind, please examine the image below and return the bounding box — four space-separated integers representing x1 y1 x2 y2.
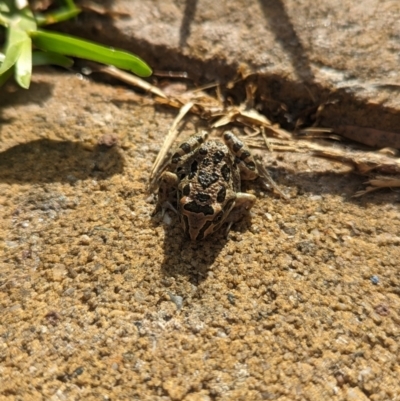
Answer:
155 206 254 285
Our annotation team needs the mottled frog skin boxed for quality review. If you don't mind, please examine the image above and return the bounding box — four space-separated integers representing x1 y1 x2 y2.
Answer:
153 131 259 240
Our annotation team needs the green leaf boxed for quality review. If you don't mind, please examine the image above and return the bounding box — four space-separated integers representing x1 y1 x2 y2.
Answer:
30 30 152 77
12 4 37 32
0 1 12 23
14 34 31 88
0 3 37 77
32 50 73 68
0 27 26 74
0 64 13 87
0 14 9 27
0 9 10 26
0 2 11 13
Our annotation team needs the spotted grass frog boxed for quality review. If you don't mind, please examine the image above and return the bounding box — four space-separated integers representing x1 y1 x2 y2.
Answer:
153 131 260 240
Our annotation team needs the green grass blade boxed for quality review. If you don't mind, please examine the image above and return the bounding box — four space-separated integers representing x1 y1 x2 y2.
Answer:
35 7 81 26
32 50 73 67
30 30 152 77
61 0 78 9
14 34 32 88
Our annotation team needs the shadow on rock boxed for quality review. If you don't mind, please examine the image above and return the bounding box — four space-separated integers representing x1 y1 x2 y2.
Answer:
0 80 53 108
156 210 254 285
258 0 314 82
159 222 227 285
0 139 124 184
265 165 400 205
0 80 54 129
179 0 199 47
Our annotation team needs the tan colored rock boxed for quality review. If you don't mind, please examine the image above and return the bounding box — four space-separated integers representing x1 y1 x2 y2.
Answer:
1 2 400 397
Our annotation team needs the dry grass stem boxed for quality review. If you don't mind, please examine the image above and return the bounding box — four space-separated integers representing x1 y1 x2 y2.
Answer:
148 102 194 192
353 176 400 197
99 66 168 99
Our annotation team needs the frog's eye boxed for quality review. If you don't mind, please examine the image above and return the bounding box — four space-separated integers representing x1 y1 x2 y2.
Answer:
213 211 224 223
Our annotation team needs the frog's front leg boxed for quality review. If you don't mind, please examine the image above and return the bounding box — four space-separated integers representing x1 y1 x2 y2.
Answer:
152 171 179 216
224 192 257 234
223 131 258 181
169 131 209 170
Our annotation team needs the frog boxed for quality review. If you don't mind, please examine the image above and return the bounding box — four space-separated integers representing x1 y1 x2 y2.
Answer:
152 131 259 240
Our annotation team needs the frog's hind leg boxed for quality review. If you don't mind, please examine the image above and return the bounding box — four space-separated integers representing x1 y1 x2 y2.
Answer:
224 192 257 236
223 131 258 181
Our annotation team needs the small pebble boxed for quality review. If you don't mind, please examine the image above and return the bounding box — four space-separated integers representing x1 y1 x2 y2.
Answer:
370 275 379 285
227 293 235 305
66 174 77 183
163 213 172 225
79 234 91 245
168 292 183 311
310 228 320 239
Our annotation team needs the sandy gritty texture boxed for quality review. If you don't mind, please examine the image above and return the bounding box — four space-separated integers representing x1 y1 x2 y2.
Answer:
1 70 400 401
